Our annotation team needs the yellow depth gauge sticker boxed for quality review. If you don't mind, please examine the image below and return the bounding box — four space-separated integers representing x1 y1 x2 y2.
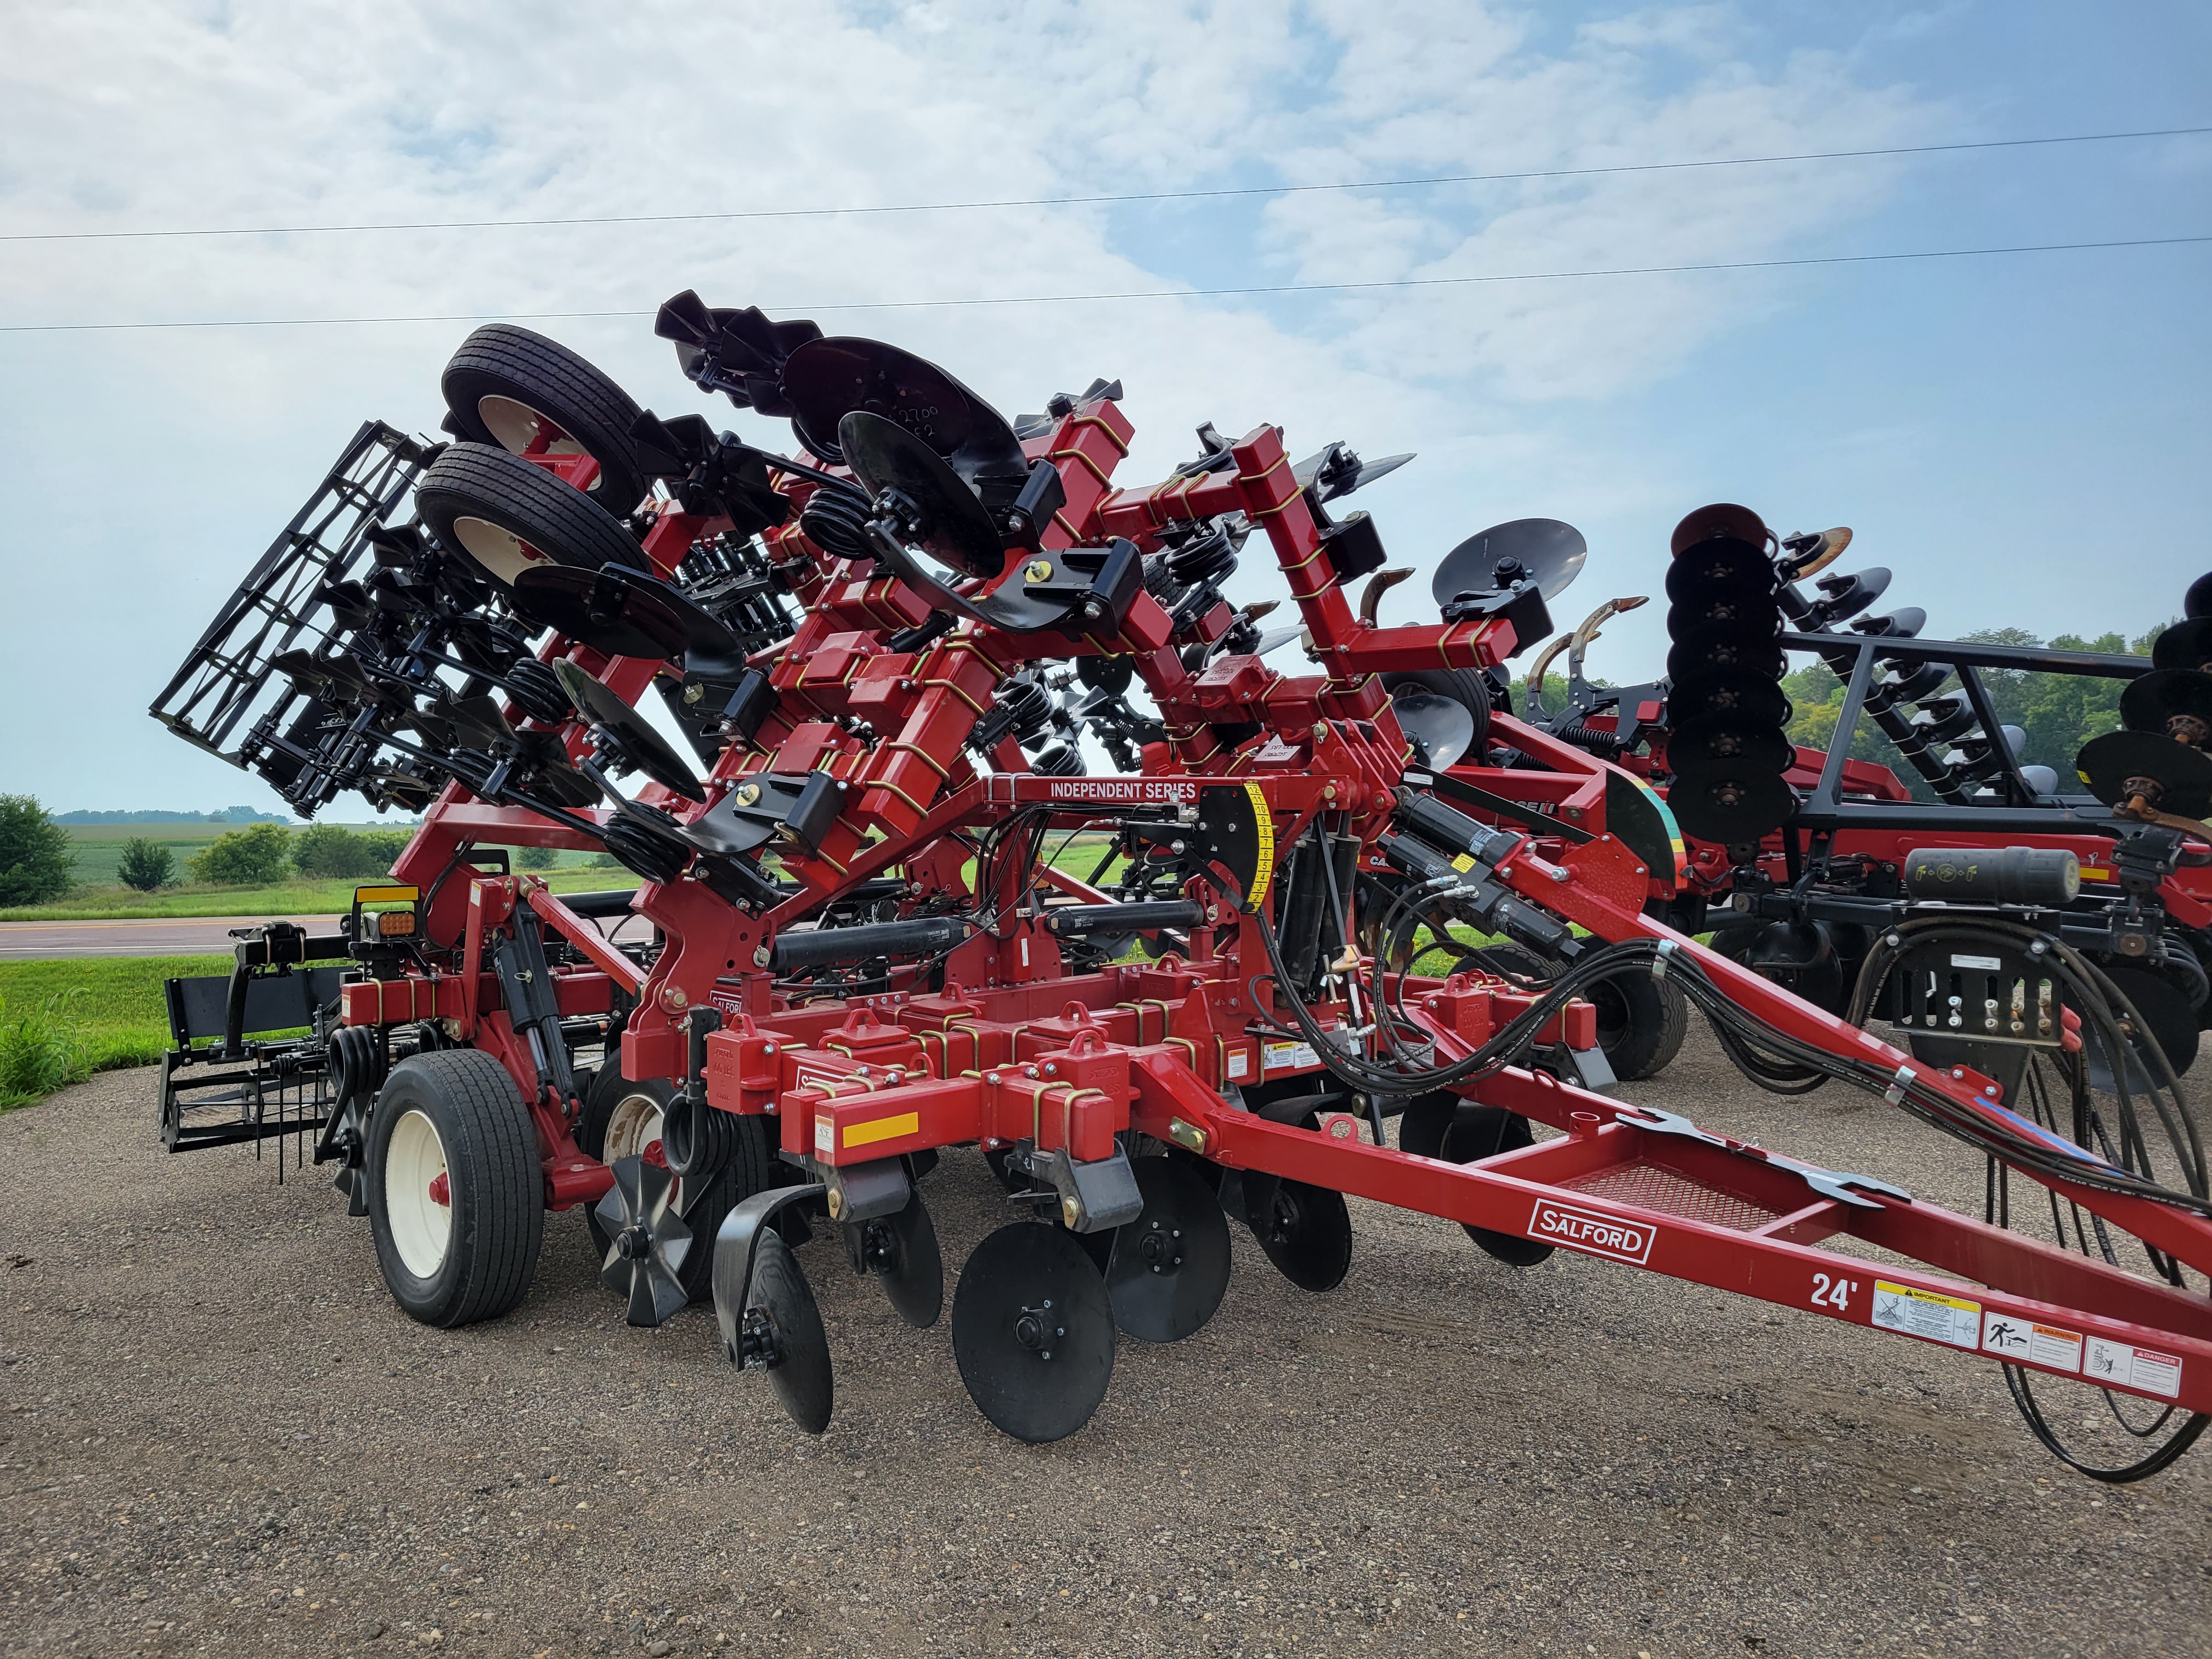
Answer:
1243 781 1276 910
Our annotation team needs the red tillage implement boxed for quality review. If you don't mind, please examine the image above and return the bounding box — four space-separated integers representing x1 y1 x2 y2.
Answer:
151 301 2209 1476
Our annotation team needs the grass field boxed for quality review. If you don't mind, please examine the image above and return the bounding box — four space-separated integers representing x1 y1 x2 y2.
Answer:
0 953 227 1109
6 827 622 922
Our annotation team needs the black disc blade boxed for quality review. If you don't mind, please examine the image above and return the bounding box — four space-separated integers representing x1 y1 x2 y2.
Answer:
1104 1157 1232 1343
2152 617 2212 673
838 410 1006 580
1665 768 1798 844
1241 1173 1352 1293
951 1222 1115 1444
1666 718 1795 780
864 1188 944 1329
1433 518 1586 606
2120 668 2212 737
514 565 685 660
1667 674 1792 730
2086 961 2199 1086
749 1230 833 1434
2187 571 2212 619
783 336 978 462
551 660 704 801
2075 729 2212 819
1390 692 1477 770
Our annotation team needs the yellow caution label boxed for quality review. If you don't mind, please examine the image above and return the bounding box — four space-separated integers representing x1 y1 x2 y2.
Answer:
843 1111 921 1149
1242 781 1276 909
1451 853 1476 873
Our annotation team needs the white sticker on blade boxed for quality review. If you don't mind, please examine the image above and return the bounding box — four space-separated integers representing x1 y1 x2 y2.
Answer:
2086 1337 2183 1398
1982 1312 2083 1373
1226 1048 1250 1080
1871 1280 1981 1350
1264 1040 1320 1073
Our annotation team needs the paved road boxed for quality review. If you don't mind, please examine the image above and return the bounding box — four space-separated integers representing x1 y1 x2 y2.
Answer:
0 915 345 960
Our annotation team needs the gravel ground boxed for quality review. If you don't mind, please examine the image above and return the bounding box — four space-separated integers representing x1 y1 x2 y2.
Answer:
3 1035 2208 1658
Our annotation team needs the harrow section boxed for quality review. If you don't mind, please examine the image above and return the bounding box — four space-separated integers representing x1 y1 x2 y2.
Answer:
149 295 2211 1479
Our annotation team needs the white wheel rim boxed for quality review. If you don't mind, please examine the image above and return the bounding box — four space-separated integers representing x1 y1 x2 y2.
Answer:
387 1108 453 1279
451 515 550 585
478 394 586 465
603 1092 666 1161
603 1092 681 1209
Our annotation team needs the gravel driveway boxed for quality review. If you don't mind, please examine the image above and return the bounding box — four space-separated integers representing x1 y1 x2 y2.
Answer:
3 1035 2207 1657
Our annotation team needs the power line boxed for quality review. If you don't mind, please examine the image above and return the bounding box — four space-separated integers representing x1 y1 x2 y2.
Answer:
1 234 2204 335
2 124 2205 245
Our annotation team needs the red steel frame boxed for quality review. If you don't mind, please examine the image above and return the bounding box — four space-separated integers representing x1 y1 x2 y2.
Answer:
359 393 2210 1423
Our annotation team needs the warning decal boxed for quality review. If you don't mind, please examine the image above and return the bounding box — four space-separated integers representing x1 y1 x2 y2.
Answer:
1263 1039 1321 1074
2086 1337 2183 1399
1871 1280 1981 1350
1980 1311 2084 1373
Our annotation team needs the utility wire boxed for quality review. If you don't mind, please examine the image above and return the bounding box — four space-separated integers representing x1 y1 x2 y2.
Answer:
2 233 2205 334
1 123 2205 244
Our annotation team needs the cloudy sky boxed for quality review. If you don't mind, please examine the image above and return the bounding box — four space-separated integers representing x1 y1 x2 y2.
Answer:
1 1 2205 815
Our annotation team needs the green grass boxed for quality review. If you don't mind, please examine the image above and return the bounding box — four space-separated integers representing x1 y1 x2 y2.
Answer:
2 864 623 922
0 954 228 1109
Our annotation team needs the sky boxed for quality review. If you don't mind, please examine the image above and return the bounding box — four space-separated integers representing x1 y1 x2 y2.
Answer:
0 1 2205 815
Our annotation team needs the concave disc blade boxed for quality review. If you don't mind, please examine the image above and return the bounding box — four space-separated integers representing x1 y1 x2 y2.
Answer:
951 1222 1115 1444
1432 518 1586 606
1666 719 1795 780
514 564 737 664
1664 768 1798 844
867 1188 944 1329
1664 538 1775 606
1664 599 1782 656
748 1230 833 1434
1390 692 1477 770
2084 961 2199 1087
1667 675 1792 730
2151 617 2212 673
2075 729 2212 819
1666 641 1785 686
1104 1157 1232 1343
2120 668 2212 737
2187 571 2212 619
552 660 703 801
1240 1173 1352 1293
838 410 1006 581
1398 1099 1555 1266
783 336 978 464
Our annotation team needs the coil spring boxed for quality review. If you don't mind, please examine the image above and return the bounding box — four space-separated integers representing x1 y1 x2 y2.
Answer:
1167 524 1237 589
603 816 690 886
1556 724 1628 755
1030 741 1085 777
327 1024 388 1113
994 676 1054 744
503 658 573 725
798 482 877 565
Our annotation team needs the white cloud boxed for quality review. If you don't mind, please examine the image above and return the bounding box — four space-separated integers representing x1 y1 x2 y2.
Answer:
0 0 1956 809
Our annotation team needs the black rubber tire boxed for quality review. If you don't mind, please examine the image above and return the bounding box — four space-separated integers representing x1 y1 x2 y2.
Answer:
1587 968 1690 1080
366 1049 545 1328
416 442 643 592
577 1067 777 1302
441 323 650 513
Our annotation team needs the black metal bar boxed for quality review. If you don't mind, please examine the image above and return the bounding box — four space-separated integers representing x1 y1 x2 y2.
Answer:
1779 632 2149 679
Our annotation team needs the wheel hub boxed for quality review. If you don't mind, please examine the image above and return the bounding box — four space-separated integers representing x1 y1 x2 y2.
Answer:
1013 1300 1062 1360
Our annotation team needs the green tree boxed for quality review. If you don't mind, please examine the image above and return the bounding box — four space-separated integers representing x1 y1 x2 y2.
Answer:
116 837 177 892
189 822 294 885
515 844 559 871
0 795 74 905
291 823 412 879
